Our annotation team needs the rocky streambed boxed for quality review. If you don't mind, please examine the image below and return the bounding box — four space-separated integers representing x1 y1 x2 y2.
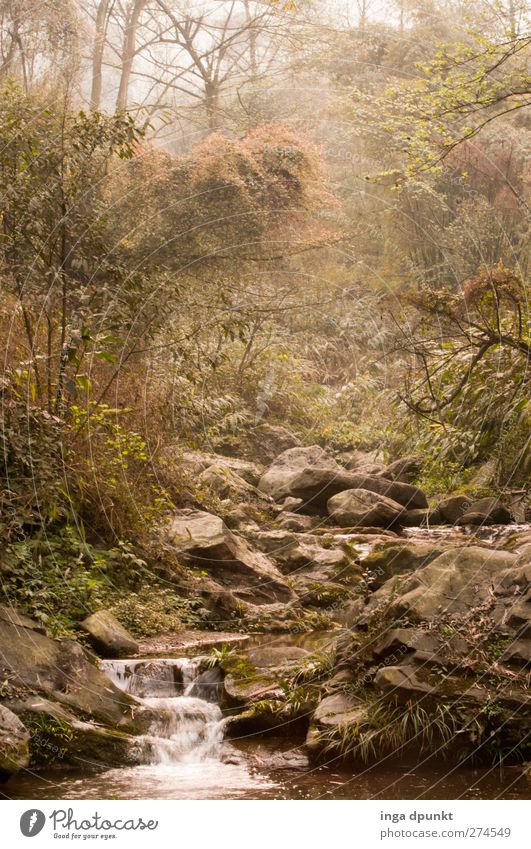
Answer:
1 441 530 798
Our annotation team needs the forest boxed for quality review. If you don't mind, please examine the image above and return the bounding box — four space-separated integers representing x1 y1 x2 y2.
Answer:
0 0 530 801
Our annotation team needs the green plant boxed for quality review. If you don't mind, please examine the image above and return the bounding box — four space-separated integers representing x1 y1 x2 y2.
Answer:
206 644 238 669
320 700 458 763
23 713 75 766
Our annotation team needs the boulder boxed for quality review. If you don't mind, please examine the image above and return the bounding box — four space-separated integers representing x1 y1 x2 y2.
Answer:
457 497 512 526
0 613 138 728
312 693 366 728
276 496 304 513
198 465 257 500
401 507 443 527
277 512 317 532
327 488 405 529
0 606 46 634
186 667 224 703
500 639 531 668
80 610 139 658
180 452 263 485
336 449 385 474
390 546 517 621
0 705 30 779
259 459 427 510
380 456 422 483
438 494 475 524
9 697 141 768
167 509 294 604
506 602 531 638
361 541 454 588
248 424 301 463
373 665 434 701
372 628 440 660
306 694 369 756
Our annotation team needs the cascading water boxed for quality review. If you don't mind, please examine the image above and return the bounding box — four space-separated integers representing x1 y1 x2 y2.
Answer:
100 658 224 764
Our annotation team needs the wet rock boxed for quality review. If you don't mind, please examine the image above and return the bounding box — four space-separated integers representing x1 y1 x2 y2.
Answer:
457 497 512 526
223 673 282 705
167 509 295 604
0 705 30 779
80 610 139 658
261 748 309 770
12 697 142 768
327 488 405 529
187 667 224 703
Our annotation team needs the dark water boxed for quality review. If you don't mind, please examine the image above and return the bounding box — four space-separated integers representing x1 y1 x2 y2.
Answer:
2 744 529 800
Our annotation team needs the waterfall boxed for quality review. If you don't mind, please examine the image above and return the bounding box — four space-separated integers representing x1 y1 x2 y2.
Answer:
101 657 225 764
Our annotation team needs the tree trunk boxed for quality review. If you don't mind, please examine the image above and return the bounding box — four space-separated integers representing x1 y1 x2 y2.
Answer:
90 0 111 110
115 0 147 113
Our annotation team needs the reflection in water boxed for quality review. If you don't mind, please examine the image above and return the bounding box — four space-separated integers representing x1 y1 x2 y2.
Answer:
2 758 528 801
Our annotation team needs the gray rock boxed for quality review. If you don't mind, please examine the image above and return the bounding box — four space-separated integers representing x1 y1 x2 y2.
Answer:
362 541 453 588
438 494 475 524
401 508 443 527
336 449 385 474
380 456 422 483
373 665 434 701
0 705 30 778
372 628 440 659
500 639 531 668
312 693 366 727
0 613 138 728
186 667 224 702
277 512 317 532
167 510 294 604
181 452 263 485
390 546 517 621
327 488 405 528
248 424 301 463
80 610 139 658
457 497 512 526
259 459 427 510
198 465 257 500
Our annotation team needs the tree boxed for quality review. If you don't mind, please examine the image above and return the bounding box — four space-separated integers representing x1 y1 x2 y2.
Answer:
0 84 143 412
393 265 530 469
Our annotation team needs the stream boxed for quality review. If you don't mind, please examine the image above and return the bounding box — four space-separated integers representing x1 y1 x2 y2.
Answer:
3 649 529 800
